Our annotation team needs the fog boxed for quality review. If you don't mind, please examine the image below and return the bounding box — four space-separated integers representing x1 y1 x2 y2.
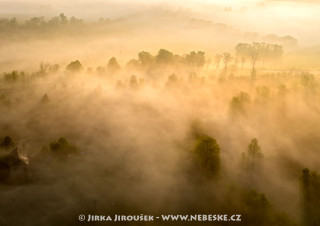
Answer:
0 1 320 226
1 0 320 43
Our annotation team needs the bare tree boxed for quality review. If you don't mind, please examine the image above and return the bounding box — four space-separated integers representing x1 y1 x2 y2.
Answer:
222 52 232 74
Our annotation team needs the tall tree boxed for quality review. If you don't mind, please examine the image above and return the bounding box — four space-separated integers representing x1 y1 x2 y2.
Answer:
107 57 121 74
301 168 320 226
138 51 153 67
247 138 262 172
156 49 174 64
222 52 232 73
250 42 260 79
235 42 284 79
229 92 251 117
193 135 221 178
185 51 205 67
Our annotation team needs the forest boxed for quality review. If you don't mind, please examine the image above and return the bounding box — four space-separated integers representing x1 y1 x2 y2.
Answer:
0 1 320 226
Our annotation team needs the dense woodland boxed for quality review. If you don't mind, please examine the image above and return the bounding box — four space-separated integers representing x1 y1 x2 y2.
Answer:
0 13 320 226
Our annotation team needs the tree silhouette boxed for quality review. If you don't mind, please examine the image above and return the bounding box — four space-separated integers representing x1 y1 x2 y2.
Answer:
49 64 59 73
235 42 284 79
107 57 121 74
70 16 83 25
247 138 262 172
129 75 138 89
256 86 270 104
229 92 251 117
271 44 284 63
235 42 258 79
126 59 139 69
185 51 205 67
41 94 50 104
3 71 24 83
244 190 272 225
156 49 174 64
300 73 316 90
301 168 320 226
50 137 78 158
66 60 82 72
165 74 178 88
250 43 260 80
0 136 14 152
138 51 153 67
59 13 68 25
193 135 221 178
222 52 232 73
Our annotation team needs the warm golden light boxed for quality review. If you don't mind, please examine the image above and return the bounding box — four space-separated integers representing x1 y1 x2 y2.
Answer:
0 1 319 225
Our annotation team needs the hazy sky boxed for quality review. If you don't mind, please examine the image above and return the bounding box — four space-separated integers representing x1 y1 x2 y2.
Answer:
0 0 319 45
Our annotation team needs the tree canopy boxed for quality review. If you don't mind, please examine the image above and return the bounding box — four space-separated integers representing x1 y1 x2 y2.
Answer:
66 60 83 72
